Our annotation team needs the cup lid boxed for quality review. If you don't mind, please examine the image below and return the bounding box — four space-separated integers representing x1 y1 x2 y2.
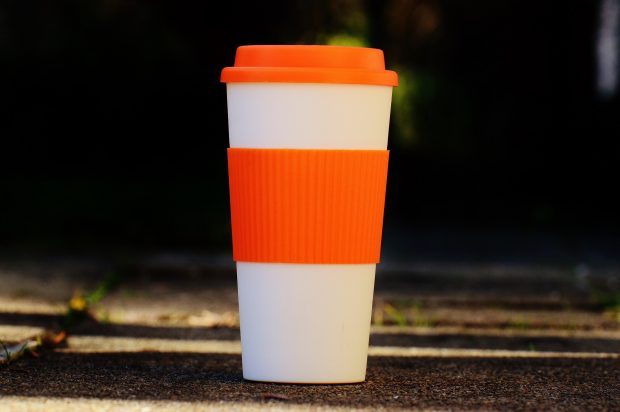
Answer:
221 45 398 86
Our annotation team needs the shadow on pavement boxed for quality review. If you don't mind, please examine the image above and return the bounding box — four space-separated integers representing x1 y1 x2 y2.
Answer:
0 351 619 410
0 312 61 329
368 333 620 353
2 311 620 352
64 319 620 353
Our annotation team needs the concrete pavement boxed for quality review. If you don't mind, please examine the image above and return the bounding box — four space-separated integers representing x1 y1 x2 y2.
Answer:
1 253 619 410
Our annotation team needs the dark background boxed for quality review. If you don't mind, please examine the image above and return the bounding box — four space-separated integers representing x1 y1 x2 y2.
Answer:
1 0 619 258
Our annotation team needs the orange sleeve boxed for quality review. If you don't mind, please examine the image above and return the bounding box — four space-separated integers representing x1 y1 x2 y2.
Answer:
228 148 389 264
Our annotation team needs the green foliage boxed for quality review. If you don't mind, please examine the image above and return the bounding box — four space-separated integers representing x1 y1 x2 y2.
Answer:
62 273 121 330
383 303 408 327
326 34 368 47
507 319 531 330
592 290 620 323
392 67 418 146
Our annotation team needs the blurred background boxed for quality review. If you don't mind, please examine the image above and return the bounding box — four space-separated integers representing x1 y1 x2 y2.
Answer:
1 0 619 264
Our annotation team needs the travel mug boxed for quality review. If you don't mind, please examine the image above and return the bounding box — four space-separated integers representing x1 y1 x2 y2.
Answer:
221 45 397 383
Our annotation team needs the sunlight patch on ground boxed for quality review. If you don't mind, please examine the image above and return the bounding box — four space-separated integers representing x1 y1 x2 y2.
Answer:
0 396 386 412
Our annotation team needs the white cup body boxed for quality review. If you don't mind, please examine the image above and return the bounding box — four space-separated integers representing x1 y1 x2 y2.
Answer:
227 83 392 149
227 82 392 383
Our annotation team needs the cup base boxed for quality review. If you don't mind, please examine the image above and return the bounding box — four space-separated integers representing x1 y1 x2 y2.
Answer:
236 262 376 385
242 375 366 385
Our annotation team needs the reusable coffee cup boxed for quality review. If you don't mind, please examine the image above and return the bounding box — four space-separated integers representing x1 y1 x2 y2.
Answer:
221 45 397 383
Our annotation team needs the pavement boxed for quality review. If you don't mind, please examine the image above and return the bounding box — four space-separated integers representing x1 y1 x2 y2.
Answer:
1 252 619 411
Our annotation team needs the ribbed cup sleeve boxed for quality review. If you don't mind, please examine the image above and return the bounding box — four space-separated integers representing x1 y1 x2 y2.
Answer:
227 148 389 264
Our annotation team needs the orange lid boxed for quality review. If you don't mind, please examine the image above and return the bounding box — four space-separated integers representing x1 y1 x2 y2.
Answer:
221 45 398 86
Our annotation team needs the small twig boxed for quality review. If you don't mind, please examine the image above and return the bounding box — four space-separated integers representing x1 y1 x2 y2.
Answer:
261 393 290 401
0 274 117 369
0 331 68 367
1 340 10 362
0 340 40 366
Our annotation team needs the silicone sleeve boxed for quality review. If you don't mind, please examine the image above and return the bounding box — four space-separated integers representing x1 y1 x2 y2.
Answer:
228 148 389 264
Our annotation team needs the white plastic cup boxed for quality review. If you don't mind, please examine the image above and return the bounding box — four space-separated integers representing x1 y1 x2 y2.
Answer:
222 46 397 383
